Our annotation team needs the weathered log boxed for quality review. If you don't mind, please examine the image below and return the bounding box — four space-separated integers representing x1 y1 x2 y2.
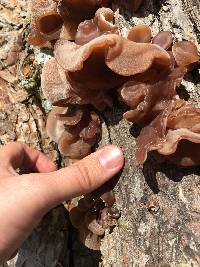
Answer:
0 0 200 266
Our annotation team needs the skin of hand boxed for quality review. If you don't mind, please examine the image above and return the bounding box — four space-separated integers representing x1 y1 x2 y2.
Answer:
0 142 124 264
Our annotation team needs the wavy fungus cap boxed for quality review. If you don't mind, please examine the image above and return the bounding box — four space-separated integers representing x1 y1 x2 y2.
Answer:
172 41 199 67
54 34 171 76
119 67 187 126
156 101 200 167
152 31 173 50
42 33 170 109
41 58 86 106
38 4 199 168
127 25 152 43
75 7 118 45
135 100 200 167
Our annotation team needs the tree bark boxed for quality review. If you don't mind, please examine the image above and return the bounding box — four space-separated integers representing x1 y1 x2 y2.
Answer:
0 0 199 266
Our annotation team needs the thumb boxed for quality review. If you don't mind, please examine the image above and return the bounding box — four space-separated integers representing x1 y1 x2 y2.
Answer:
27 145 124 213
0 145 124 262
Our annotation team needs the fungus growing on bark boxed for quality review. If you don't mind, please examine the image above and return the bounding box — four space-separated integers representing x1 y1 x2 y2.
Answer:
135 100 200 167
41 31 171 110
46 105 101 159
118 29 198 166
119 67 187 126
75 7 118 45
29 0 62 47
156 101 200 167
42 8 198 168
133 97 200 167
29 1 200 252
66 190 120 250
29 0 110 47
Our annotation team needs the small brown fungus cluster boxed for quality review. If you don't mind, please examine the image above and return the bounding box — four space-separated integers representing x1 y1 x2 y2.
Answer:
29 0 144 47
65 191 120 250
29 0 110 47
46 105 101 160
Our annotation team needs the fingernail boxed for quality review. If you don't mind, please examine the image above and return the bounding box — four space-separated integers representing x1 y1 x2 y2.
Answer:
98 145 124 173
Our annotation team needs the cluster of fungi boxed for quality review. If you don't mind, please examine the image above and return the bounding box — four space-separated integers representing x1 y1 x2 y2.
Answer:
29 0 199 250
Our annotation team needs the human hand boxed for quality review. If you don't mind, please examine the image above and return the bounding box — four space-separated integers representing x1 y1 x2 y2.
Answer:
0 142 124 264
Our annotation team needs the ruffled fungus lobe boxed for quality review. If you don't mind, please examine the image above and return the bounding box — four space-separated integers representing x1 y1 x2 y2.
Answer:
75 8 118 45
172 41 199 67
46 105 101 159
54 34 171 77
152 31 173 50
55 35 169 99
41 58 78 106
135 99 200 167
127 25 152 43
156 101 200 167
118 27 199 167
41 30 171 109
29 0 110 46
119 67 187 126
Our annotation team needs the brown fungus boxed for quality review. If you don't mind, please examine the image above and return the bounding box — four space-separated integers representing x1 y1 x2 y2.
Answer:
75 7 118 45
46 105 101 159
172 41 199 67
41 32 171 110
54 34 170 78
29 0 110 47
152 31 173 50
135 99 200 167
156 101 200 167
29 0 200 252
118 32 199 166
41 58 80 106
29 0 63 47
119 67 187 126
100 190 115 207
66 199 103 250
66 190 120 250
84 211 105 236
43 33 171 110
127 24 152 43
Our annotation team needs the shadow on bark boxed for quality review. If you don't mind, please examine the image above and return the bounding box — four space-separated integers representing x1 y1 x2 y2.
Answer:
142 154 200 194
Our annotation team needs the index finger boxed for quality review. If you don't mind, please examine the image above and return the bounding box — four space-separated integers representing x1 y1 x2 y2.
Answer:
0 142 57 173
